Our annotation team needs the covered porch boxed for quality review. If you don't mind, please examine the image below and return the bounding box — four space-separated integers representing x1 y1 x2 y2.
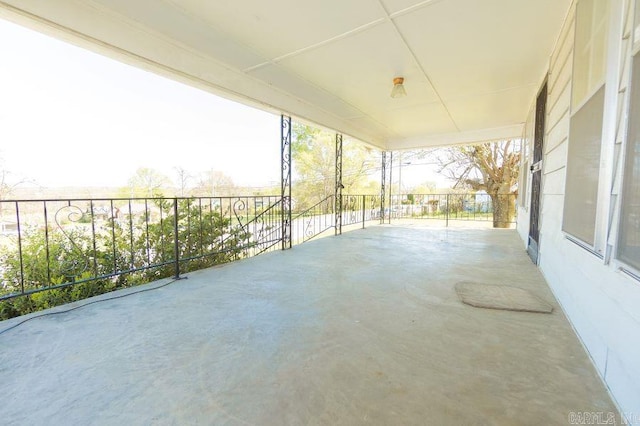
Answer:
3 0 639 420
0 224 616 425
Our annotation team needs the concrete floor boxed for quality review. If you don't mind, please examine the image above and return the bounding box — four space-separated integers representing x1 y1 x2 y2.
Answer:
0 224 617 425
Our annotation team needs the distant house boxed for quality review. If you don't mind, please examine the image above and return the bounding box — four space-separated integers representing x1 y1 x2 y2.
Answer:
90 206 111 221
0 221 18 235
475 191 490 213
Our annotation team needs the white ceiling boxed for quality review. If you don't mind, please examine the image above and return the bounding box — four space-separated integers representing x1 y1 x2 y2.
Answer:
0 0 571 150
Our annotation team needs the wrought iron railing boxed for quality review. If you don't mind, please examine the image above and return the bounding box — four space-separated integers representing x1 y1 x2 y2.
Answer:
387 193 517 225
292 196 335 245
0 192 516 318
290 195 384 243
341 195 382 228
0 196 282 303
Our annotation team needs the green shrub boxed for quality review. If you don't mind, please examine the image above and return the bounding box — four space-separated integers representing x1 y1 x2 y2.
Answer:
0 200 250 320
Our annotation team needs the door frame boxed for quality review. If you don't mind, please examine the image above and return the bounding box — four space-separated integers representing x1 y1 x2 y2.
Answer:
527 80 547 264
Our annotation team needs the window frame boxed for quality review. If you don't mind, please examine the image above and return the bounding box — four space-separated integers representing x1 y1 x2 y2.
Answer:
563 0 614 253
519 108 534 210
613 0 640 277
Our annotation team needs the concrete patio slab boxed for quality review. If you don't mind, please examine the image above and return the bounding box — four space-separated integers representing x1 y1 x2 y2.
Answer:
0 224 618 425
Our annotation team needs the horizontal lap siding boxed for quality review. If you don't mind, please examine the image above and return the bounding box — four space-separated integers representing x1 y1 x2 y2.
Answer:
538 2 572 213
542 167 566 196
545 143 569 178
533 0 640 418
545 109 570 155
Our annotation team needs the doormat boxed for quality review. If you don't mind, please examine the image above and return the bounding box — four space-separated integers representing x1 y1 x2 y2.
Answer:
455 281 553 314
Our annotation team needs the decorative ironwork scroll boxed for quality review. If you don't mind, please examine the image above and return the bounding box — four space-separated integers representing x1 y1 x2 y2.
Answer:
388 151 393 224
281 115 292 249
346 195 358 224
54 204 89 279
335 133 343 236
380 151 387 224
232 197 282 255
1 195 284 303
369 195 381 220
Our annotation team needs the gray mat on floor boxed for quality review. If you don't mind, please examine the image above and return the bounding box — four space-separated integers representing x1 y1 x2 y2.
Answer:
455 281 553 313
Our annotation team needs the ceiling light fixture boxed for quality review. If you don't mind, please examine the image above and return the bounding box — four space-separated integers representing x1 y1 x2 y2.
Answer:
390 77 407 98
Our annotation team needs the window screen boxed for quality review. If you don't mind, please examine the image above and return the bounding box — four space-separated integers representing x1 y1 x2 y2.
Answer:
562 0 610 247
618 53 640 271
563 86 605 245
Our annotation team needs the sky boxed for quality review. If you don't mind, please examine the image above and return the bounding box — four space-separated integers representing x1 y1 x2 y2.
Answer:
0 18 282 189
0 17 448 191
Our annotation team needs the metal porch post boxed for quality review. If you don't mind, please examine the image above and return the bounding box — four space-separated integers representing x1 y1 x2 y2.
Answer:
280 115 292 250
380 151 386 224
335 133 343 235
173 198 181 279
388 151 393 224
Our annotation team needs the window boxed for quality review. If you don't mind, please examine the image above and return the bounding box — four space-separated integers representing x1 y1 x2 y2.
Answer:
572 0 610 109
564 87 605 245
617 2 640 272
519 111 534 209
563 0 610 247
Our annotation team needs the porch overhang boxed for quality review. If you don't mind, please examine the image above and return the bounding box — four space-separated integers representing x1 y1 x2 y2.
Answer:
0 0 571 149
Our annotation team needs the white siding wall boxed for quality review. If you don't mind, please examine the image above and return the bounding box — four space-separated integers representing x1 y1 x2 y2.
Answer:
520 0 640 418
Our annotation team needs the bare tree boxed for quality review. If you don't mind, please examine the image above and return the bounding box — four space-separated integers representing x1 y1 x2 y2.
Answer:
192 170 235 197
124 167 171 198
0 169 20 201
173 166 192 197
435 140 520 228
0 159 34 218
